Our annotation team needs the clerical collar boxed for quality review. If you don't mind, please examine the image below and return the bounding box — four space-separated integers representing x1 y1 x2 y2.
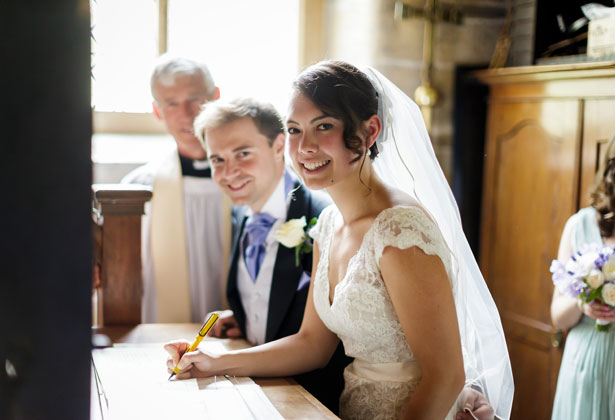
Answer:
179 154 212 178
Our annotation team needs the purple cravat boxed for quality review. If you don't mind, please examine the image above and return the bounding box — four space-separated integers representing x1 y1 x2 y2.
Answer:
244 213 276 282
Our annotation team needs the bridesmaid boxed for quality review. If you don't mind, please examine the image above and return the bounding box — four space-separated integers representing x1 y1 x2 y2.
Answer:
551 134 615 419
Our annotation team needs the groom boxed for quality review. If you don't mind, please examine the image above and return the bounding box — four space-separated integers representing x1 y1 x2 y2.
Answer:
194 97 350 414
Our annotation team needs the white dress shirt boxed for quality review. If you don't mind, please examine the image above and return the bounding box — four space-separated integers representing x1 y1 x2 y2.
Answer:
237 174 289 345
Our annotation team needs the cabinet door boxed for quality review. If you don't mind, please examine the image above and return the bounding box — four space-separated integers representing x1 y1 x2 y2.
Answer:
480 99 581 420
580 99 615 208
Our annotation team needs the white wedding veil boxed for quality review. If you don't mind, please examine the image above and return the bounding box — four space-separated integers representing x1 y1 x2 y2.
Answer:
363 66 514 419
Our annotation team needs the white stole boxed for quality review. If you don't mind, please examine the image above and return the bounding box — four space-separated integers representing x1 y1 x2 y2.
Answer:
150 149 191 322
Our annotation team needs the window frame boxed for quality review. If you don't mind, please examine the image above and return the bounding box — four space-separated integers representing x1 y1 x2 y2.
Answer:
92 0 323 134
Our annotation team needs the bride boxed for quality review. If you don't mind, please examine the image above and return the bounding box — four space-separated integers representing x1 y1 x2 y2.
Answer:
165 61 513 420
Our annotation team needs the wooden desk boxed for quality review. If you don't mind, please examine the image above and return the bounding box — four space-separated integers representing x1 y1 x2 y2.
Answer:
92 324 339 420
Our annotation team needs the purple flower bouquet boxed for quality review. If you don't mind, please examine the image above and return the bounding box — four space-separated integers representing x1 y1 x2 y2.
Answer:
551 244 615 332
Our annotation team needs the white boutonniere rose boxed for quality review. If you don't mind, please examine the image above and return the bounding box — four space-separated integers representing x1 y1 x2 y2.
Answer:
274 217 306 248
273 216 318 266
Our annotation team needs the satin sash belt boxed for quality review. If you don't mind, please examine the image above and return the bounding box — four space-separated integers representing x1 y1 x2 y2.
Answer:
349 358 468 418
348 358 422 383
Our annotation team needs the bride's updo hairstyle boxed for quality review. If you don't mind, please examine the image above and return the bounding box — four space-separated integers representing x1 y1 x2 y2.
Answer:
292 60 380 162
591 134 615 237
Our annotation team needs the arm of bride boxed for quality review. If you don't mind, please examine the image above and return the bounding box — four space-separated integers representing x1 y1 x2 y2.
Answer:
164 241 340 380
380 245 465 420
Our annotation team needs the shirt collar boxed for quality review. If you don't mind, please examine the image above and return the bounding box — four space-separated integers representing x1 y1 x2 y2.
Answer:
247 170 289 220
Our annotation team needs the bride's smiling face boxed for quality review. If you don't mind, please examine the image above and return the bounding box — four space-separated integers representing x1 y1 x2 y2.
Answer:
286 92 359 190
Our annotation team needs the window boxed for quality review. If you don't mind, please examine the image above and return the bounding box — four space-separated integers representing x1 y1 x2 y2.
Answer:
91 0 300 131
90 0 158 114
168 0 299 114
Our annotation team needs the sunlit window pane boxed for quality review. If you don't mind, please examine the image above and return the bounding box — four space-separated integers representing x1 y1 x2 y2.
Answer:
90 0 158 112
167 0 299 115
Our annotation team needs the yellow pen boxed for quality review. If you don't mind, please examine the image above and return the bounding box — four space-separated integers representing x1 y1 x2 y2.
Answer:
168 312 220 380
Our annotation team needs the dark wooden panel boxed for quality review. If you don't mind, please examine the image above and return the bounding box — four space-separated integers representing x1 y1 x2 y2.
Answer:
92 184 151 326
474 61 615 92
502 312 552 350
0 2 92 419
480 97 580 419
489 100 580 318
507 337 553 420
100 216 143 325
477 62 615 420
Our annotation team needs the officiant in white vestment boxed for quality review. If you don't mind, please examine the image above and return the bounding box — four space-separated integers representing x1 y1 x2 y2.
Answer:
122 55 231 323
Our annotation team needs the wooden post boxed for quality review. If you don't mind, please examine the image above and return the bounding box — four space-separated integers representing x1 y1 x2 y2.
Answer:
92 184 152 325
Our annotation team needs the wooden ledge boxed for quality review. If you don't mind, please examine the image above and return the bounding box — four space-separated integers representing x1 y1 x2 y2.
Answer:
92 183 152 217
474 61 615 85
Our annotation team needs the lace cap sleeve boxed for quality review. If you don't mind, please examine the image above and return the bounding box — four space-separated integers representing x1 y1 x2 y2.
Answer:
308 204 335 245
372 206 452 271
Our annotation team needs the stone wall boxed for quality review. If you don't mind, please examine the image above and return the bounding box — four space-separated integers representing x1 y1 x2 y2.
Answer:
320 0 505 180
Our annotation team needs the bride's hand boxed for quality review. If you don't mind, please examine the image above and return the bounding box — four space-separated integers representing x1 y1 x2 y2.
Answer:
164 340 218 379
455 388 494 420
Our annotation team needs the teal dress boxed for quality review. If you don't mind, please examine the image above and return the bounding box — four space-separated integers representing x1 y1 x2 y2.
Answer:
551 207 615 420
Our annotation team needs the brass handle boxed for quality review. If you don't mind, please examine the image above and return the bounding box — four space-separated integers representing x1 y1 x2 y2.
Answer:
551 329 563 348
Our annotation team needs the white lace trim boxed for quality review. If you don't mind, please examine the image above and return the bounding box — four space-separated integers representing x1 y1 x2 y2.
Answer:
341 368 419 420
311 205 455 419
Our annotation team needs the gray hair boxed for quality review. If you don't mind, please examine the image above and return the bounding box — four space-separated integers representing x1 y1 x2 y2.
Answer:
150 54 217 101
194 97 284 146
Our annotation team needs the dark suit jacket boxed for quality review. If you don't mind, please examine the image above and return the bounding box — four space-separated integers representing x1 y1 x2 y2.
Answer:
227 178 351 415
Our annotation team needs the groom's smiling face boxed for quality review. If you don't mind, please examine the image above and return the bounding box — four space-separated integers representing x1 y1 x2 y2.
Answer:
206 116 285 212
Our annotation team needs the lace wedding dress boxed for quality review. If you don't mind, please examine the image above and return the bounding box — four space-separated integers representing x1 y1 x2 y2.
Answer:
311 204 461 420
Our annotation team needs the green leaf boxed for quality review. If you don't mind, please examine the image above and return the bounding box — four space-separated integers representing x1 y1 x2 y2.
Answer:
587 285 603 302
306 217 318 238
596 322 612 332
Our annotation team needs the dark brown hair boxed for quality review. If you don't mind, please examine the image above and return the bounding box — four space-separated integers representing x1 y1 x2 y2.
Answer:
292 61 380 162
591 156 615 237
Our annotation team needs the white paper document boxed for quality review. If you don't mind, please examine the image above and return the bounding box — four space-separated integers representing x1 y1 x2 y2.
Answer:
92 343 284 420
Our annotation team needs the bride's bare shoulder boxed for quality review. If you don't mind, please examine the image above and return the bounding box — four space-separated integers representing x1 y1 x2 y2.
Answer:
386 187 420 209
383 188 436 223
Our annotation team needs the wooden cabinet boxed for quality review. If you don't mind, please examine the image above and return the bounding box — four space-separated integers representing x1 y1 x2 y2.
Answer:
475 62 615 420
